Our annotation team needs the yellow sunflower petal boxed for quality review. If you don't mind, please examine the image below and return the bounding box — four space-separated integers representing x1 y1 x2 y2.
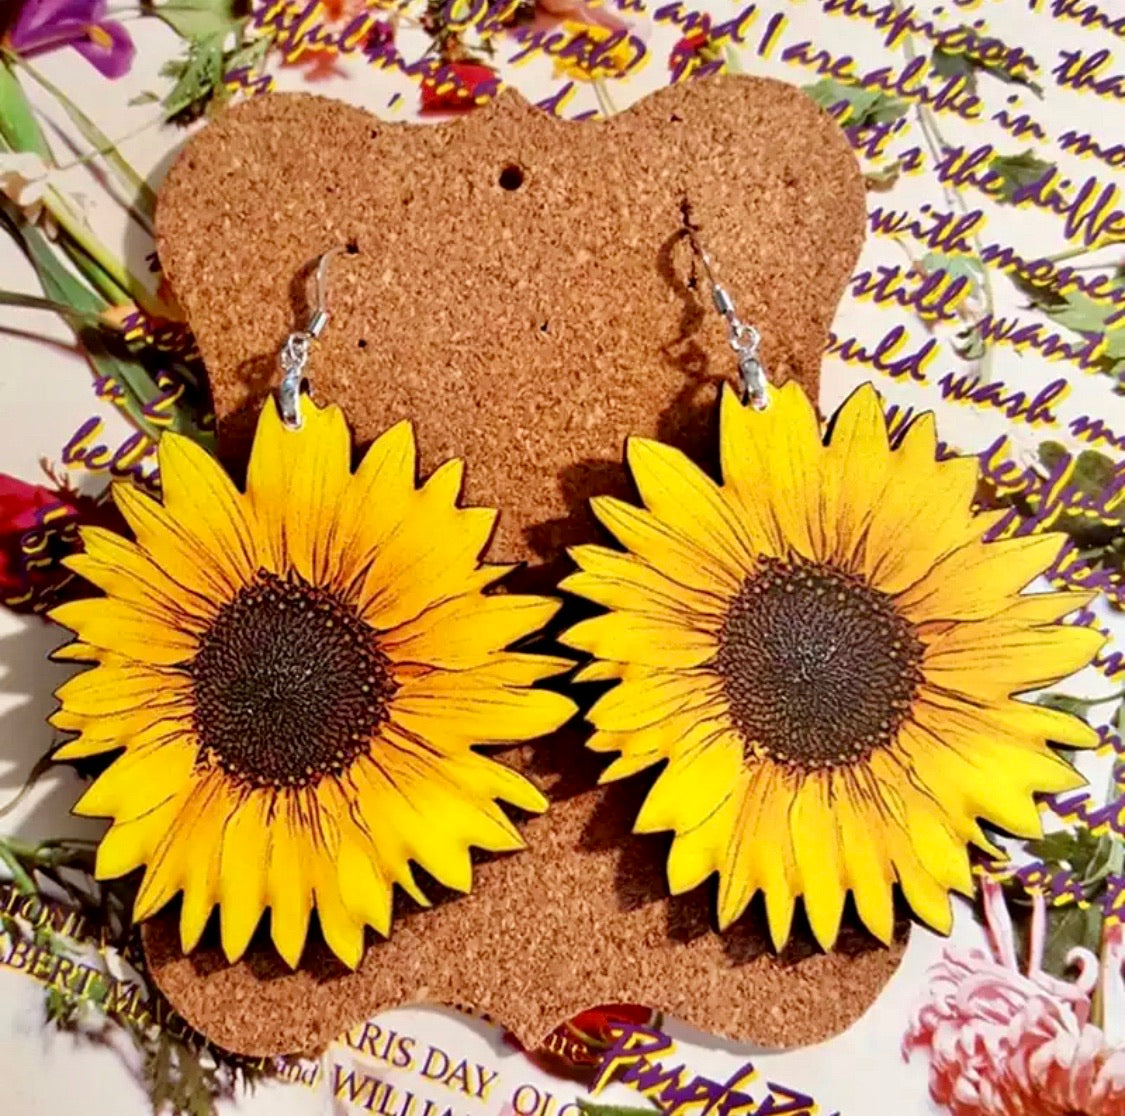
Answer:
897 719 1062 838
54 660 189 717
666 789 738 894
820 383 890 571
391 679 575 745
837 772 896 944
594 734 666 782
356 460 500 630
561 611 718 669
67 527 216 629
52 706 191 760
74 736 196 819
133 853 183 923
381 594 559 668
157 433 258 584
336 830 393 938
560 558 729 625
314 875 366 970
896 533 1066 623
722 380 824 561
267 796 314 968
923 620 1104 699
921 687 1099 750
634 726 740 833
865 423 981 596
985 590 1096 627
463 653 575 687
346 758 438 908
573 659 625 683
790 773 847 950
332 420 417 581
50 598 197 665
892 842 954 935
50 640 99 663
111 481 243 601
95 794 180 879
217 793 271 962
626 437 760 568
589 495 744 595
718 765 799 947
868 751 973 897
164 778 225 951
245 398 352 581
588 670 722 733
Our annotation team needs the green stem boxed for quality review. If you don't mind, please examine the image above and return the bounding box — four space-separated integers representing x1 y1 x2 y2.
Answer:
0 289 105 325
592 76 617 117
0 751 55 822
42 187 148 308
4 51 158 233
0 842 38 897
889 0 997 379
1046 243 1110 265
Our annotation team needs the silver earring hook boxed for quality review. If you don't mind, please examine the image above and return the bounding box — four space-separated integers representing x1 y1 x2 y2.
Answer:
277 246 345 429
684 226 770 411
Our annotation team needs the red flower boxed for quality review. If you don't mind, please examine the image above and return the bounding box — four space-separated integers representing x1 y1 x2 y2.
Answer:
420 62 499 113
0 471 119 615
518 1003 662 1083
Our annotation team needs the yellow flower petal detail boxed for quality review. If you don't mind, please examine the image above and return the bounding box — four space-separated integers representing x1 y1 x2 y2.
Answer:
50 399 570 969
562 380 1101 950
819 383 890 570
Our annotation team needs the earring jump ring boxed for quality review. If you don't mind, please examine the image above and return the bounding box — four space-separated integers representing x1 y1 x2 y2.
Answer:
276 246 346 430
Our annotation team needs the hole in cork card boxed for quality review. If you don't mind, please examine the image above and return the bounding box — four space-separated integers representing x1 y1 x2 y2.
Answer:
498 163 524 190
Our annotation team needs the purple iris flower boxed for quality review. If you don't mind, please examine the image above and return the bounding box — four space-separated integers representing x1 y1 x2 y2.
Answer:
7 0 136 80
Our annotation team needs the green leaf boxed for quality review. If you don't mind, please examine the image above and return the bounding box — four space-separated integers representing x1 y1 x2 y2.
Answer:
1041 901 1102 980
930 31 1042 96
989 149 1055 204
161 35 226 120
160 25 269 123
577 1102 661 1116
129 91 161 106
2 208 212 448
1026 827 1104 875
144 0 245 41
0 59 49 157
804 79 908 128
922 250 985 282
10 56 157 226
922 251 985 309
1072 449 1118 500
865 161 901 191
1036 691 1096 718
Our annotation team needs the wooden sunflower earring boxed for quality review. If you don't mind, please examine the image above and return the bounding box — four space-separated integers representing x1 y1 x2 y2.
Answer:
559 221 1103 953
48 248 576 971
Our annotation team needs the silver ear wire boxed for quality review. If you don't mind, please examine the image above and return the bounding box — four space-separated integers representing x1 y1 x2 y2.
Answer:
684 226 770 411
277 246 344 429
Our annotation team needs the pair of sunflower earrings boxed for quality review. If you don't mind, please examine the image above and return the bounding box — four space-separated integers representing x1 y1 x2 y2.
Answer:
47 231 1102 972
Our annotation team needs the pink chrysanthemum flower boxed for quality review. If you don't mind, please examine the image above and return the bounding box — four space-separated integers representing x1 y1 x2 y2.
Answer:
904 877 1125 1116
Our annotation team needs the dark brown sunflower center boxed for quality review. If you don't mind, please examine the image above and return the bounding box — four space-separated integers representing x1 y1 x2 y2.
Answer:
190 570 396 789
715 556 924 770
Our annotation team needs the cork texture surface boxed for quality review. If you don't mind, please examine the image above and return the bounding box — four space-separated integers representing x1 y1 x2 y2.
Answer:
142 75 895 1057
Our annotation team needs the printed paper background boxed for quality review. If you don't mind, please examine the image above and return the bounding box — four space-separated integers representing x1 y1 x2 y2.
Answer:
0 1 1122 1113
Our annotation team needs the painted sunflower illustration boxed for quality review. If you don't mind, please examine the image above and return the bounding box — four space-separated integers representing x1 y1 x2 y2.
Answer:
560 381 1102 950
49 400 575 968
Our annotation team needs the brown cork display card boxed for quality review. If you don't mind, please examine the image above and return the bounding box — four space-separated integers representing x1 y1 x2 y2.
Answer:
141 74 904 1057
